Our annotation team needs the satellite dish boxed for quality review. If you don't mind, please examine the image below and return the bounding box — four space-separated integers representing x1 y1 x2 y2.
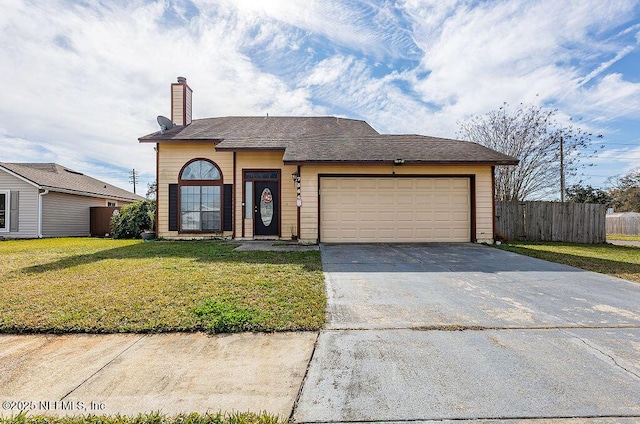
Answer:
157 116 174 134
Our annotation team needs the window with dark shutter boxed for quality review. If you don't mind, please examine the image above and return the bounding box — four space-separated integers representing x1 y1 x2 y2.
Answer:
223 184 233 231
178 159 223 232
168 184 178 231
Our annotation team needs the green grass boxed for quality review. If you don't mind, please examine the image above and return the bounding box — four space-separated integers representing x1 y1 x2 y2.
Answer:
496 241 640 283
0 238 325 333
0 411 284 424
607 234 640 242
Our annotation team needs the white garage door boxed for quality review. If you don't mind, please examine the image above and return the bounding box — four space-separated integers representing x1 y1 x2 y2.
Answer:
320 177 471 243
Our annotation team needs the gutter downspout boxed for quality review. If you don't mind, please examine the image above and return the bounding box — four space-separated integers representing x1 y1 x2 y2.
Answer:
38 188 49 238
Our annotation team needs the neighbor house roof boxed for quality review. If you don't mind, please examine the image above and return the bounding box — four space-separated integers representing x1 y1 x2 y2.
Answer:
138 116 519 165
0 163 144 202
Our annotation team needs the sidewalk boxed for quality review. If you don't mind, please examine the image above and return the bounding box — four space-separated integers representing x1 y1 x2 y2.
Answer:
0 332 316 418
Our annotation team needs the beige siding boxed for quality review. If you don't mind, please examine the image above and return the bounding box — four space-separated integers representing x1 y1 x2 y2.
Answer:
171 85 184 125
0 171 39 238
42 192 116 237
157 143 234 239
234 151 297 240
300 164 494 243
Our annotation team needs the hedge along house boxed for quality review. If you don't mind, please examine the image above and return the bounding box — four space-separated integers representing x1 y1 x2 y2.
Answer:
140 78 518 243
0 163 143 238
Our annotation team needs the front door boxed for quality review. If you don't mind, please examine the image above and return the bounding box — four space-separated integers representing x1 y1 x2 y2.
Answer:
254 181 279 236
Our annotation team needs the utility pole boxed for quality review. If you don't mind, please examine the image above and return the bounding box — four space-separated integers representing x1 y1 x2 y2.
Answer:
129 169 138 194
559 136 565 202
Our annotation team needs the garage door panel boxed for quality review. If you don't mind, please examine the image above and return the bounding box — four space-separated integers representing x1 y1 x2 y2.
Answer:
340 211 359 222
378 211 396 222
452 196 470 205
396 179 415 189
360 211 376 222
396 193 415 204
339 194 358 205
453 211 469 222
320 177 470 243
397 211 414 222
415 179 434 189
376 195 395 205
452 179 470 189
434 212 452 221
434 179 455 189
377 179 396 189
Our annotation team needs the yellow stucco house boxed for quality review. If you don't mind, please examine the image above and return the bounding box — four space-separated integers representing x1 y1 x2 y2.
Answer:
139 78 517 244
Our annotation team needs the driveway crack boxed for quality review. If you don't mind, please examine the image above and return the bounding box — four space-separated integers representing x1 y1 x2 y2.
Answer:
59 335 148 401
290 332 321 422
560 329 640 381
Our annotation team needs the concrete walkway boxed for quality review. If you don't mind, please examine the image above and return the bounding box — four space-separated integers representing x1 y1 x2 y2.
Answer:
0 332 316 418
293 243 640 422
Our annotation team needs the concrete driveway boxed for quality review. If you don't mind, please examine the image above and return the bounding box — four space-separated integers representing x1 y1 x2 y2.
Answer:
293 243 640 422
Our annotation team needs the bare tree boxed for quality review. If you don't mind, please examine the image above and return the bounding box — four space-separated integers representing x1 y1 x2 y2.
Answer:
606 169 640 212
146 181 157 200
458 103 602 201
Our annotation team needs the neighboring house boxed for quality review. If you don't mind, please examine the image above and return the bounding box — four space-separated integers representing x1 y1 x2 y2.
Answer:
0 163 143 238
139 77 518 243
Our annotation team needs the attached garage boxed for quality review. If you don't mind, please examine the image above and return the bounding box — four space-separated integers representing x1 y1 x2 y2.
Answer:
320 176 472 243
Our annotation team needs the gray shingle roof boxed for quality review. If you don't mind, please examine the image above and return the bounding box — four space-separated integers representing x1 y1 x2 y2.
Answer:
0 163 144 202
138 115 518 165
139 116 379 143
282 135 519 165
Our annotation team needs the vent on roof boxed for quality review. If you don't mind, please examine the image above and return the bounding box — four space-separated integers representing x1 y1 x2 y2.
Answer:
64 168 84 176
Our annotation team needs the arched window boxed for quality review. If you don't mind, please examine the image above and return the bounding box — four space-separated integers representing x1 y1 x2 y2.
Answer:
179 159 222 232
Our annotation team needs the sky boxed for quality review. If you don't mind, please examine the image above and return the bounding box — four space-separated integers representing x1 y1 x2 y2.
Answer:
1 0 639 198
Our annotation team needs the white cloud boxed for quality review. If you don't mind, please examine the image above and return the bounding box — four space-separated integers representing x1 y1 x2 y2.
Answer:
402 0 640 122
216 0 420 60
574 73 640 122
0 0 639 191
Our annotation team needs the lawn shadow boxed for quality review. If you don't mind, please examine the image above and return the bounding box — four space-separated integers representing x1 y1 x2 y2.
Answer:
19 241 322 274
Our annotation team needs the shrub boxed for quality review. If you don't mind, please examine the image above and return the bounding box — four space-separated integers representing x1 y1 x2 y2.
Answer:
111 200 155 239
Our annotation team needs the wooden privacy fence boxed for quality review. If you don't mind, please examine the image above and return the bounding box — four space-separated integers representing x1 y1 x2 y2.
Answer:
90 206 121 237
606 213 640 235
495 201 606 243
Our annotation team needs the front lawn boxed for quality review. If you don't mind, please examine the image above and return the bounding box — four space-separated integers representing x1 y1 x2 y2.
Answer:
0 238 325 333
496 242 640 283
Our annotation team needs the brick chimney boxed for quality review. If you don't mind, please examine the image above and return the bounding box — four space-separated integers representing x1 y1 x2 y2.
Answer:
171 76 192 126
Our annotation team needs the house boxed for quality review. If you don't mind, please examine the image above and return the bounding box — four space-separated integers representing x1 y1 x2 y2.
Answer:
0 163 143 238
139 77 518 243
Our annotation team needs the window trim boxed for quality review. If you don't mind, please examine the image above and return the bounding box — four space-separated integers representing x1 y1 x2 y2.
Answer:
178 158 224 234
0 190 9 232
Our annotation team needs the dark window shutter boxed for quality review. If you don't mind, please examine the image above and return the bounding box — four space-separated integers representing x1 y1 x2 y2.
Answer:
168 184 178 231
10 191 19 232
223 184 233 232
